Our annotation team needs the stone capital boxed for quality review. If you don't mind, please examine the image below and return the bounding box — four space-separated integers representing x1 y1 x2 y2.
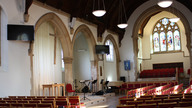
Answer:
64 57 73 64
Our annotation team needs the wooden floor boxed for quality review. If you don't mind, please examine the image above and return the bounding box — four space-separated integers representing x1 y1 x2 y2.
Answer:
87 94 125 108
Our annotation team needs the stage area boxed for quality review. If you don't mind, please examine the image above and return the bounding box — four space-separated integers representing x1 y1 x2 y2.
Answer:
78 93 115 107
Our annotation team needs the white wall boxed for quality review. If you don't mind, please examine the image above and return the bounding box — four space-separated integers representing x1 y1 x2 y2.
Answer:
0 0 31 97
72 32 91 89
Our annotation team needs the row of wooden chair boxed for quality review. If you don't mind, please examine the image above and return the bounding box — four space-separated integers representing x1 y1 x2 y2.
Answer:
120 93 192 105
0 96 84 108
0 103 52 108
118 93 192 108
119 80 178 95
117 101 192 108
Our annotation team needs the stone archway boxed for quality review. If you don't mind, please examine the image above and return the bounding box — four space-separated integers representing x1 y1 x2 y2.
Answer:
30 12 72 95
132 6 191 77
104 34 120 80
72 24 98 90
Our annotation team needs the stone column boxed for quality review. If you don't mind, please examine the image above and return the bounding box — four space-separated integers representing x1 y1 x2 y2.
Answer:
91 60 98 91
64 57 73 84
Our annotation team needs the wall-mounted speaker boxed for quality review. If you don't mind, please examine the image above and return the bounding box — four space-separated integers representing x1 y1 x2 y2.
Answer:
120 76 126 82
69 17 76 28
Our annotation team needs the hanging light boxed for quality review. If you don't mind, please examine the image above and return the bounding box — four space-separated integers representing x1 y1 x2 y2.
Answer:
117 0 128 29
117 24 128 29
92 10 106 17
157 0 173 8
92 0 106 17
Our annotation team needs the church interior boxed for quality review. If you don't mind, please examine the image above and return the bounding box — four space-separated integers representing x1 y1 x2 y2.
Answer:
1 0 192 107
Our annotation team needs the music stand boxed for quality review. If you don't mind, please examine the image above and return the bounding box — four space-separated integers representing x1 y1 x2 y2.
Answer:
81 85 91 101
104 81 109 90
80 80 91 101
92 80 97 93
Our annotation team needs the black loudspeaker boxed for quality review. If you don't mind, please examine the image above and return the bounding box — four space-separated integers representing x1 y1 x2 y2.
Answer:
95 90 104 95
120 76 126 82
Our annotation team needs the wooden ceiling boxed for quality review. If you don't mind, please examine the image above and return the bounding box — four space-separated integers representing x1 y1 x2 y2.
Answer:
27 0 192 44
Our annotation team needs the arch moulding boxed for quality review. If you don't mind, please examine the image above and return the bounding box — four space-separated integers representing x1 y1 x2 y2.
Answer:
132 5 191 78
104 34 120 80
72 24 99 89
30 12 72 95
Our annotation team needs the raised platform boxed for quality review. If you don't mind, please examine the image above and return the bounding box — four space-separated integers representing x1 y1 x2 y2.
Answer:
137 77 176 82
78 93 115 107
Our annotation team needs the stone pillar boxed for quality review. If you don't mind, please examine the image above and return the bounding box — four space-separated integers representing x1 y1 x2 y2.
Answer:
91 60 98 91
64 57 73 84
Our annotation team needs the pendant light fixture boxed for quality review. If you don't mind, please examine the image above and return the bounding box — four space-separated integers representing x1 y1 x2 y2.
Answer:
92 0 106 17
117 0 128 29
157 0 173 8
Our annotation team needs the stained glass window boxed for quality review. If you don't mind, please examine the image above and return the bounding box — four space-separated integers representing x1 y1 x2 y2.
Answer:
105 40 114 61
152 17 181 53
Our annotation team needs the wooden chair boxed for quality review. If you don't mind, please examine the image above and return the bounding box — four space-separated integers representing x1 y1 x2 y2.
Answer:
184 95 192 98
170 93 182 96
10 103 23 107
145 99 161 106
28 100 41 104
12 98 22 101
17 96 26 99
6 100 17 103
116 105 135 108
126 100 143 107
140 95 153 99
17 100 28 103
2 98 12 100
27 96 36 99
46 96 56 98
0 103 10 107
32 98 43 101
23 103 37 107
137 103 157 108
155 95 168 97
68 96 81 108
22 98 32 101
41 100 54 108
158 102 177 108
55 98 67 101
163 98 180 104
169 95 182 100
37 103 52 108
55 100 69 108
43 98 55 101
8 96 17 99
0 100 6 103
36 96 46 98
56 96 67 98
119 98 135 105
137 97 151 102
179 101 192 107
153 96 167 102
181 98 192 102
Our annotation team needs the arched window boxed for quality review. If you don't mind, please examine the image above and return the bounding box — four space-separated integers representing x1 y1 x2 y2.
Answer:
105 40 114 61
152 17 181 53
